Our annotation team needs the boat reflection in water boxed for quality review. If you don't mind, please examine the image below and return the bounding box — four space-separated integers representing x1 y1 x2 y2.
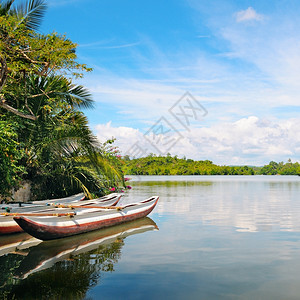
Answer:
2 217 158 299
15 217 158 279
0 233 41 257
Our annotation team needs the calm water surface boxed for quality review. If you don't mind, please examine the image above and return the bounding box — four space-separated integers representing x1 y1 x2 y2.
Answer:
1 175 300 299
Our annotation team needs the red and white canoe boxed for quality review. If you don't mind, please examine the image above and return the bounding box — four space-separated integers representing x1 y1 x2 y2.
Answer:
14 196 159 240
0 193 122 235
47 193 121 208
0 193 86 211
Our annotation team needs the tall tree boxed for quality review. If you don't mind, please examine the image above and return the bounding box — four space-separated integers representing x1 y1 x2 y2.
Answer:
0 0 124 199
0 0 91 120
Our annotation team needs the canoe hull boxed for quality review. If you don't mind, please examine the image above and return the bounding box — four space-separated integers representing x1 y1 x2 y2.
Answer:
0 194 122 235
0 222 23 234
33 193 86 205
14 197 159 240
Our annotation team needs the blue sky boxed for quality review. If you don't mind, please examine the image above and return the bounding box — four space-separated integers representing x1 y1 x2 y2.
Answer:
40 0 300 165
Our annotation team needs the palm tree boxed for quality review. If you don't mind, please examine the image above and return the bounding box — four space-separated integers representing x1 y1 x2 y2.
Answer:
26 108 124 199
0 0 90 120
0 1 125 199
0 0 47 120
13 74 124 199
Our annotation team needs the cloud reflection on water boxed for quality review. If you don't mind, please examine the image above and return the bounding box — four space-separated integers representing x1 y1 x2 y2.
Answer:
129 175 300 232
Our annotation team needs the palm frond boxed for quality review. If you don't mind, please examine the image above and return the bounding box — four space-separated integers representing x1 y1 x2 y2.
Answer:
12 0 47 31
32 110 98 163
67 84 94 109
54 77 94 109
26 75 94 112
97 155 123 182
0 0 14 15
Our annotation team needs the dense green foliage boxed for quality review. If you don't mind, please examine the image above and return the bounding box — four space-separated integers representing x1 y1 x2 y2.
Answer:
259 160 300 175
0 120 25 196
124 154 255 175
0 0 124 200
124 154 300 176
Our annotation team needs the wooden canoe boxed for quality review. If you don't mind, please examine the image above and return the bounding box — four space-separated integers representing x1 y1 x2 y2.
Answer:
14 196 159 240
47 193 121 208
0 193 86 210
0 193 122 235
32 192 86 204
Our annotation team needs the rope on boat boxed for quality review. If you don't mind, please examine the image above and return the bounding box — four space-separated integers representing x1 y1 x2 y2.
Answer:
52 204 123 210
0 212 77 217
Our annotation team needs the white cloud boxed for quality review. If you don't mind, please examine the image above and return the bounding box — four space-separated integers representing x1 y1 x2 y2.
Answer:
80 23 300 129
83 68 299 131
47 0 82 7
81 3 300 167
186 116 300 164
80 41 140 49
95 121 143 146
94 117 300 165
236 7 264 23
221 8 300 92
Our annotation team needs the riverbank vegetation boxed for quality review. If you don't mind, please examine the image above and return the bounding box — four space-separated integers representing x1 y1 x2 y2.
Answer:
0 0 124 200
123 155 300 176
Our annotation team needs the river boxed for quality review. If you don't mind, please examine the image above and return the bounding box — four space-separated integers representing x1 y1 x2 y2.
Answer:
1 175 300 299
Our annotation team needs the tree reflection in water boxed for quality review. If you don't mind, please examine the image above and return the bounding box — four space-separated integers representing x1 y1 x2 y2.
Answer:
12 241 122 299
0 217 157 300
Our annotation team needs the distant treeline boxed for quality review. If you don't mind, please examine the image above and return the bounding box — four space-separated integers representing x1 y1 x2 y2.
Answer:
123 155 300 176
